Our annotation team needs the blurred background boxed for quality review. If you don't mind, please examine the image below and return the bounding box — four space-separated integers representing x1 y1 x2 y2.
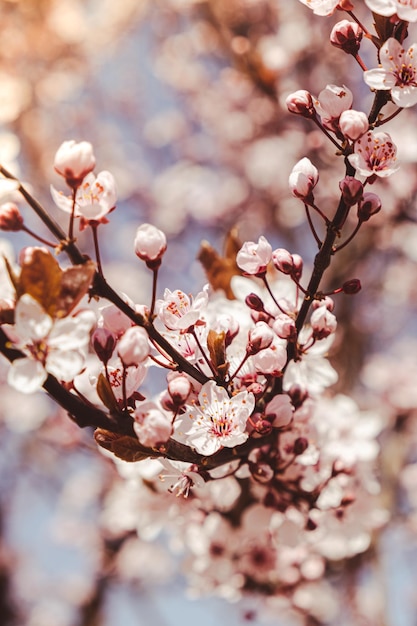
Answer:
1 0 417 624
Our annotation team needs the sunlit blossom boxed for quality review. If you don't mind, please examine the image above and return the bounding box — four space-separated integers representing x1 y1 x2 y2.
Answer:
348 130 399 178
7 294 95 393
364 38 417 108
51 170 117 230
173 380 255 455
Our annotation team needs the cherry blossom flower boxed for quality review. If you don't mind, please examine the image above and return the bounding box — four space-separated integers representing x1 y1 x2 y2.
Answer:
133 400 173 448
173 380 255 455
284 331 338 395
315 84 353 124
158 460 205 497
236 236 272 276
364 0 417 21
7 294 95 394
156 286 208 332
364 38 417 108
51 170 117 230
54 140 96 188
348 130 399 178
297 0 340 16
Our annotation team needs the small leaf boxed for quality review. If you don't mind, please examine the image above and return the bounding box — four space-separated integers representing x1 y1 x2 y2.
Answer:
96 373 119 413
94 428 153 462
198 229 242 299
207 329 228 380
19 248 62 316
55 260 96 317
18 248 96 319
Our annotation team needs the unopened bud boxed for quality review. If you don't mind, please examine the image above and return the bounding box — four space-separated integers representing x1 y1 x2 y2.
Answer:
245 293 265 312
288 384 308 409
54 140 96 189
0 202 24 231
293 437 309 455
330 20 363 56
247 321 274 355
168 374 192 406
342 278 361 294
339 176 363 206
117 326 150 366
273 314 296 340
272 248 294 274
289 158 319 203
339 109 369 141
357 192 382 221
286 90 316 118
92 328 116 364
134 223 167 268
291 254 303 281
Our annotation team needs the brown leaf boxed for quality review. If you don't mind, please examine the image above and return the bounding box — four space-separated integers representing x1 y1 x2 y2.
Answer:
18 248 95 318
94 428 153 462
19 248 62 316
207 329 228 380
96 373 119 413
55 260 96 318
198 229 242 299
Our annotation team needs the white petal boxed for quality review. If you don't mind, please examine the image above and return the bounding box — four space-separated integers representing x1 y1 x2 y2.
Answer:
50 185 74 214
363 68 395 91
46 350 84 381
50 312 95 350
15 294 52 341
8 358 47 393
391 85 417 108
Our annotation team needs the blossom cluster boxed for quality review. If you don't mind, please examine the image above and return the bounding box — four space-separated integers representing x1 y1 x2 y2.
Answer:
0 0 416 620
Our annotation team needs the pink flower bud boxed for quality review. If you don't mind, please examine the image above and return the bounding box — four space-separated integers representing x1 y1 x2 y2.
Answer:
312 296 335 312
133 402 172 448
287 384 308 409
330 20 363 56
285 90 316 118
272 314 296 340
245 293 265 312
357 192 382 221
289 158 319 203
117 326 150 366
339 176 364 206
54 140 96 189
92 328 116 364
236 236 272 276
310 304 337 339
342 278 361 294
247 322 274 355
291 254 303 280
293 437 309 455
134 223 167 268
252 343 287 375
272 248 294 274
0 202 24 231
168 374 192 406
339 109 369 141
